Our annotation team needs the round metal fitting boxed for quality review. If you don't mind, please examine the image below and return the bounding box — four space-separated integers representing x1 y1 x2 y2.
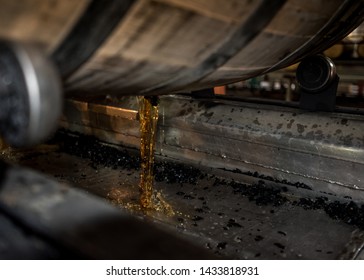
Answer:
0 41 62 147
296 54 336 93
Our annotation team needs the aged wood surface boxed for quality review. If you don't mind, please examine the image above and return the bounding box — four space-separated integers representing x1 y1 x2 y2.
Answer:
0 0 363 95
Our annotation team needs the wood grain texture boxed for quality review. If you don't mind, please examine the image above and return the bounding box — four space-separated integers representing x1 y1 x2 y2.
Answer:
0 0 363 95
0 0 89 52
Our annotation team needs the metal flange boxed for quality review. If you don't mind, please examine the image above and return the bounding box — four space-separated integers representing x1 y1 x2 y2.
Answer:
0 41 62 147
296 54 337 93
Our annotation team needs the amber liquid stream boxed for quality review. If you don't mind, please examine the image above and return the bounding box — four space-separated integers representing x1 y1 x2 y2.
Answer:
137 96 174 215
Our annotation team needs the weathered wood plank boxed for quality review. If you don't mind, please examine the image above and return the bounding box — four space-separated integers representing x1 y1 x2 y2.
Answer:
0 0 362 95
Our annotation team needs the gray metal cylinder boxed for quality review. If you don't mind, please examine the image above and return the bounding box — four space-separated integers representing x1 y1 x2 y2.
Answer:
0 41 62 147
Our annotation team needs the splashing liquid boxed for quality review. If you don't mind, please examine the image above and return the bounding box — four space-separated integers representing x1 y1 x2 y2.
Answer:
138 96 174 216
138 96 159 209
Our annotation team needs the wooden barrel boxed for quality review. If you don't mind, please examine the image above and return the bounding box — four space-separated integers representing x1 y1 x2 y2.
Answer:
342 43 364 59
0 0 363 96
324 44 345 59
327 42 364 59
357 43 364 58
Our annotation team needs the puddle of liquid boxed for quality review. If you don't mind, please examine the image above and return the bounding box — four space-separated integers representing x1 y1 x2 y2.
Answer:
137 96 174 216
0 139 19 162
0 138 9 153
107 183 174 217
